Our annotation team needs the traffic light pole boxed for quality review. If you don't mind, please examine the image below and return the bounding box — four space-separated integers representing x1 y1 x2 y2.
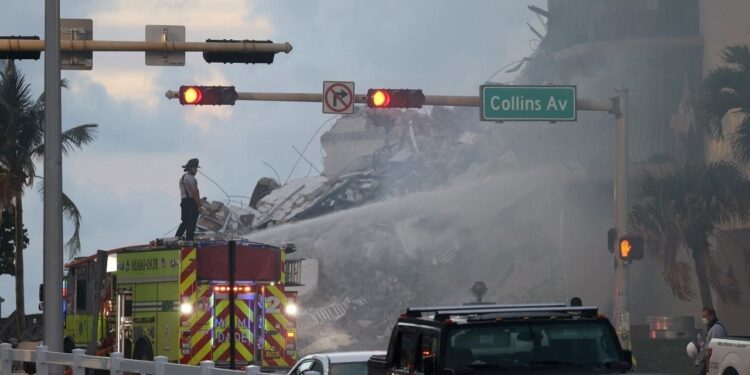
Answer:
613 88 630 350
43 0 64 374
0 38 293 54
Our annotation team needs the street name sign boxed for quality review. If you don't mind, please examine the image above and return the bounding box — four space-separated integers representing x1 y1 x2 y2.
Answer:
480 85 577 122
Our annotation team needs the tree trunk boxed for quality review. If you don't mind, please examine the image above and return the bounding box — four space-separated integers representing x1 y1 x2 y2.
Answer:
692 244 714 309
14 194 25 338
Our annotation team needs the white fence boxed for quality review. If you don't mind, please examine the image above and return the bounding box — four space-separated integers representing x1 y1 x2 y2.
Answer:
0 343 272 375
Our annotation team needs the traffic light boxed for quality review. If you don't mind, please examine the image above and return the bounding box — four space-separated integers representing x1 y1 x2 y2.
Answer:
203 39 276 64
0 36 41 60
618 235 644 261
178 85 238 106
367 89 426 108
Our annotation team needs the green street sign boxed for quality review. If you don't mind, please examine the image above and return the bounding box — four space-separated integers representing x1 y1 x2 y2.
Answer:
480 85 577 122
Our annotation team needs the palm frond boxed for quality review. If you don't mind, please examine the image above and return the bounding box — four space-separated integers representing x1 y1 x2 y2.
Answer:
62 192 82 259
731 114 750 164
630 162 750 302
664 261 697 301
702 46 750 138
31 176 83 259
32 124 98 158
707 252 742 304
722 45 750 70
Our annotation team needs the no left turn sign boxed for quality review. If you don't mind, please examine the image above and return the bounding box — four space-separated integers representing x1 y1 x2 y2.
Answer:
323 81 355 114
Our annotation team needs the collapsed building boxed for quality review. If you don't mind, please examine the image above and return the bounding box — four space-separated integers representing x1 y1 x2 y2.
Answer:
196 105 500 236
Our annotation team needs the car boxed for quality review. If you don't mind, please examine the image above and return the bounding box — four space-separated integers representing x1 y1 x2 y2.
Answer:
289 351 387 375
707 337 750 375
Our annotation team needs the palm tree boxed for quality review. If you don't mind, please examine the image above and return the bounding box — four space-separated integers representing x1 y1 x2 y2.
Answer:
630 162 750 309
703 45 750 163
0 60 97 336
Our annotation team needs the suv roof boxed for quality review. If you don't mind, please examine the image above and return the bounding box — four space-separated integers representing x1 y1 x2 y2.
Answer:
402 303 600 323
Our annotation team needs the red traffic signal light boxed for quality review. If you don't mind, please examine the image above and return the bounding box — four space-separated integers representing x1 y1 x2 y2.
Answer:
367 89 425 108
179 85 238 106
618 235 644 261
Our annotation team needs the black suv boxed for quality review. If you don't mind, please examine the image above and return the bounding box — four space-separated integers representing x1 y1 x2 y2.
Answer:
368 304 633 374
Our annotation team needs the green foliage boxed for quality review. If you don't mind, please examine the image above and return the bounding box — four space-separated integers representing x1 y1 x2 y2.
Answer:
630 162 750 304
0 60 98 258
702 45 750 163
0 208 28 276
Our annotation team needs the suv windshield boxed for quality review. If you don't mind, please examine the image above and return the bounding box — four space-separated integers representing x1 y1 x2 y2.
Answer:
445 321 621 370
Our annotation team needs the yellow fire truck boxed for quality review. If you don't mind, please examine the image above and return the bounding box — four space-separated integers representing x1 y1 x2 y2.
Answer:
62 239 301 369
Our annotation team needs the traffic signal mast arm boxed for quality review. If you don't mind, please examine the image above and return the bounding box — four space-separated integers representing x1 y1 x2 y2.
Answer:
166 89 614 110
0 38 293 53
167 90 484 107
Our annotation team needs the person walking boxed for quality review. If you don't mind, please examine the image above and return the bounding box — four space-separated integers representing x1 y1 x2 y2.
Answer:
695 307 727 374
176 158 201 241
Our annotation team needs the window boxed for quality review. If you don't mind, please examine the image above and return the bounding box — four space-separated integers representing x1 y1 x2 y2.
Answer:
394 331 417 371
330 362 367 375
76 280 87 312
446 322 621 369
310 360 324 374
290 360 314 375
418 333 438 375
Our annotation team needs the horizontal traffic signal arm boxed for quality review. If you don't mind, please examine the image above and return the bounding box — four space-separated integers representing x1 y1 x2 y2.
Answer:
165 89 482 107
0 37 292 59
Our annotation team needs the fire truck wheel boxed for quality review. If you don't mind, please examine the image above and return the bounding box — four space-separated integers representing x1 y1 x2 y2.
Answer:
133 338 154 361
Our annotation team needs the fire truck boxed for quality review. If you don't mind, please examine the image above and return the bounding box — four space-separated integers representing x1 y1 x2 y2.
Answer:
62 238 302 369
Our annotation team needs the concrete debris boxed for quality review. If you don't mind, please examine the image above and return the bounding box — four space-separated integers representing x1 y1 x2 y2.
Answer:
196 107 502 239
247 169 580 352
249 177 280 209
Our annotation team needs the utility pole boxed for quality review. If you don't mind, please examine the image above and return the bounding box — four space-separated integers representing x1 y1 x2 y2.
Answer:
43 2 63 375
613 88 630 349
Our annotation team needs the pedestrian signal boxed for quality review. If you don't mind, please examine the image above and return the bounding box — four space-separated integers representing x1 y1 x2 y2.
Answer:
179 85 238 106
367 89 425 108
618 235 644 261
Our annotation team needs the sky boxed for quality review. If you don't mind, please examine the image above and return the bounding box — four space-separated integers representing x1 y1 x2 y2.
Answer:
0 1 544 316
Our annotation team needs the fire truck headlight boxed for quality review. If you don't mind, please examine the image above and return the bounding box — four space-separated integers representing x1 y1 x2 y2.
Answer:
285 303 298 316
180 302 194 315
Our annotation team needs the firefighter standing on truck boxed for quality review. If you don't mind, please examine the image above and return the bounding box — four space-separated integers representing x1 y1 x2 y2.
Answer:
176 158 201 241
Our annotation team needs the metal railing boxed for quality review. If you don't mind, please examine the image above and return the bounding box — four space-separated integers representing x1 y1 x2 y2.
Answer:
0 343 272 375
284 259 303 286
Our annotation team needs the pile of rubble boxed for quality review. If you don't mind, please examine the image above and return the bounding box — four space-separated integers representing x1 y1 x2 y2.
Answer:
195 106 506 239
247 168 578 353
